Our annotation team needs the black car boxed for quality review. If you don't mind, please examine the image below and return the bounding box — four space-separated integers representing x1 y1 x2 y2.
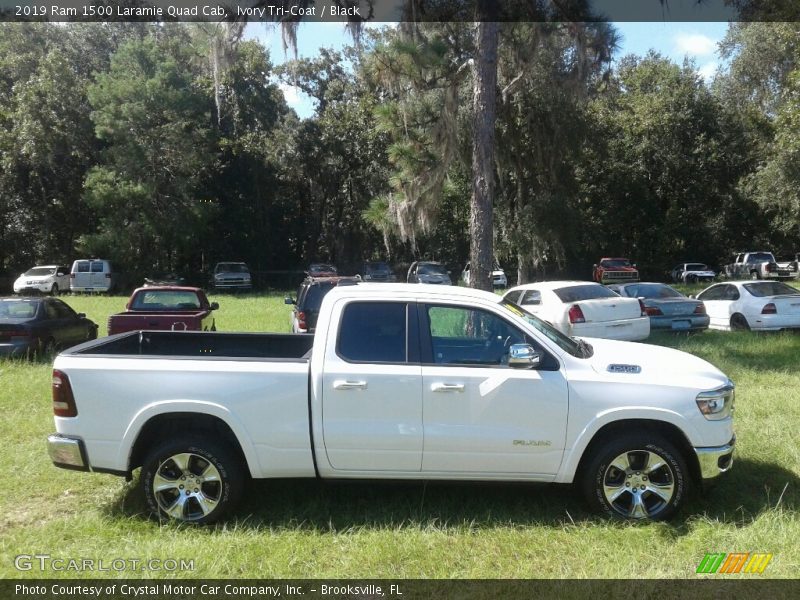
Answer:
285 276 358 333
0 297 98 357
360 261 397 282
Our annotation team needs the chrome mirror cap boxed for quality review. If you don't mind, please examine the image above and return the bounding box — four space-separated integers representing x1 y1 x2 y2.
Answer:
508 343 541 369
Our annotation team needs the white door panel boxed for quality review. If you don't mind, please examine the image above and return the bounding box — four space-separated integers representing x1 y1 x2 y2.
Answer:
421 365 568 476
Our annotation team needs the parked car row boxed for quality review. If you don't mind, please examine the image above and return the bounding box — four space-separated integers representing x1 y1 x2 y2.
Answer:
13 259 115 295
501 277 800 341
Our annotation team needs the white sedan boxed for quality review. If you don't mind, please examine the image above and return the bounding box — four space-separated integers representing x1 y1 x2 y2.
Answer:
503 281 650 341
695 280 800 330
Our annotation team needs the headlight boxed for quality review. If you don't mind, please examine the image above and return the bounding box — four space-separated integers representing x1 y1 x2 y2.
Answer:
696 383 735 420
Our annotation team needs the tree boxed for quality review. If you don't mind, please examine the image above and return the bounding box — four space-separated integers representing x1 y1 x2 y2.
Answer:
83 30 217 281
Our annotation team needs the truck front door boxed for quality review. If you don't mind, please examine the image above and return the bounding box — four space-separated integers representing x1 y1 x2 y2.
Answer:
320 300 423 472
419 303 569 477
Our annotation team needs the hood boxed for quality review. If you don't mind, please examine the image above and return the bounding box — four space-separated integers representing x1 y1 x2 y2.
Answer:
419 273 451 283
602 266 638 272
15 274 54 283
580 337 729 391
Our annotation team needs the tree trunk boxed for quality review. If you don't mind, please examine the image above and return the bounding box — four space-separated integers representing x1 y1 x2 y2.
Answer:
469 13 498 292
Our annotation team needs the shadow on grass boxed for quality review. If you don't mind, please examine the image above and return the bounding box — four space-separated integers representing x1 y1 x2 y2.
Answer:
103 458 798 532
649 330 800 374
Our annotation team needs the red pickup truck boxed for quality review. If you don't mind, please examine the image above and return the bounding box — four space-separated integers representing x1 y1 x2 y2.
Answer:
107 287 219 336
592 257 640 284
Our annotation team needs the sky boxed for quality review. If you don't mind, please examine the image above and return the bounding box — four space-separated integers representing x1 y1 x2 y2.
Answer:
244 21 731 118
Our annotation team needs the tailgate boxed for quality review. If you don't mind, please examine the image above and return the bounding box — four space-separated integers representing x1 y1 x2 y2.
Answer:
577 297 642 322
108 311 207 334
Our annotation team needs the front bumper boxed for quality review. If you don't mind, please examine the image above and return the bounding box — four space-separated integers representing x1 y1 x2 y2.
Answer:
694 434 735 481
47 434 90 471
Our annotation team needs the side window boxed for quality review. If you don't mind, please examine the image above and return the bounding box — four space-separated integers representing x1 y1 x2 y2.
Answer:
425 305 529 366
54 301 77 319
504 290 522 303
45 302 60 320
337 302 407 363
697 286 721 301
520 290 542 305
724 285 740 301
76 261 90 273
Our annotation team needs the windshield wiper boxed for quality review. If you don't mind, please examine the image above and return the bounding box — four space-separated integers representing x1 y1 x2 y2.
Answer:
574 338 594 358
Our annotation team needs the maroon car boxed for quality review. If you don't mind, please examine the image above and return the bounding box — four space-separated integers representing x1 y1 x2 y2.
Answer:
107 287 218 336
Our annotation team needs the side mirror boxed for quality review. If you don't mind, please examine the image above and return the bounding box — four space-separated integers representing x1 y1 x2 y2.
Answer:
210 302 219 310
592 264 598 268
633 263 638 267
508 344 541 369
688 294 695 299
77 313 86 318
284 296 295 305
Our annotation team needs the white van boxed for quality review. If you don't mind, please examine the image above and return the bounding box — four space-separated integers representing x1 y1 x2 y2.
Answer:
70 259 115 293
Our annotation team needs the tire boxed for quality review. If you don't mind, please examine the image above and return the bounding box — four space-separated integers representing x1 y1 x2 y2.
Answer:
685 274 696 284
40 337 56 358
51 283 59 295
581 433 689 521
750 271 759 280
730 313 750 331
141 437 244 524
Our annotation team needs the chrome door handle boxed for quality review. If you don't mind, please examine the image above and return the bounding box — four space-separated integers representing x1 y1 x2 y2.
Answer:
333 380 368 390
431 383 465 393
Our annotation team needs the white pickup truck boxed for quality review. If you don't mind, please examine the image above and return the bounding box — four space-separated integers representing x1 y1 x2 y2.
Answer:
47 284 735 523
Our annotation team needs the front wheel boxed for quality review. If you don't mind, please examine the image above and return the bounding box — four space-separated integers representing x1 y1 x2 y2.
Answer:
582 434 689 521
141 437 244 524
51 283 59 295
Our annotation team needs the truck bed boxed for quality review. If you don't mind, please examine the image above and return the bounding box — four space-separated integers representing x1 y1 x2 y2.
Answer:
62 330 314 360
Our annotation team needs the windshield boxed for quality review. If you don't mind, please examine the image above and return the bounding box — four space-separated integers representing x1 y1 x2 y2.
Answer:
309 264 337 274
215 263 249 273
554 284 618 303
131 290 201 310
23 267 56 277
600 259 631 268
499 298 587 358
743 282 800 297
365 262 390 274
418 264 448 276
686 263 709 271
619 283 683 299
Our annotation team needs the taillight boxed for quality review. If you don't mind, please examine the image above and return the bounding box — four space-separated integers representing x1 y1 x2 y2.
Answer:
52 369 77 417
568 304 585 324
762 303 777 314
9 331 31 338
694 303 706 315
638 299 647 317
297 310 307 330
644 306 663 316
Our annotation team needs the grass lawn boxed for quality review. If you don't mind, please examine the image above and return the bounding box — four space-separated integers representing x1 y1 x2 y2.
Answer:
1 291 798 579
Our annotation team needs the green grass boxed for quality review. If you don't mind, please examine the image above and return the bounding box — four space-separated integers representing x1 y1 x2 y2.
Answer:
1 293 799 579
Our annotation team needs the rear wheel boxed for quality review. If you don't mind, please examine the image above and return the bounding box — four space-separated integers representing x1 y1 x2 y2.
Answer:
685 274 696 284
730 313 750 331
750 271 759 280
582 433 689 521
142 437 244 524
